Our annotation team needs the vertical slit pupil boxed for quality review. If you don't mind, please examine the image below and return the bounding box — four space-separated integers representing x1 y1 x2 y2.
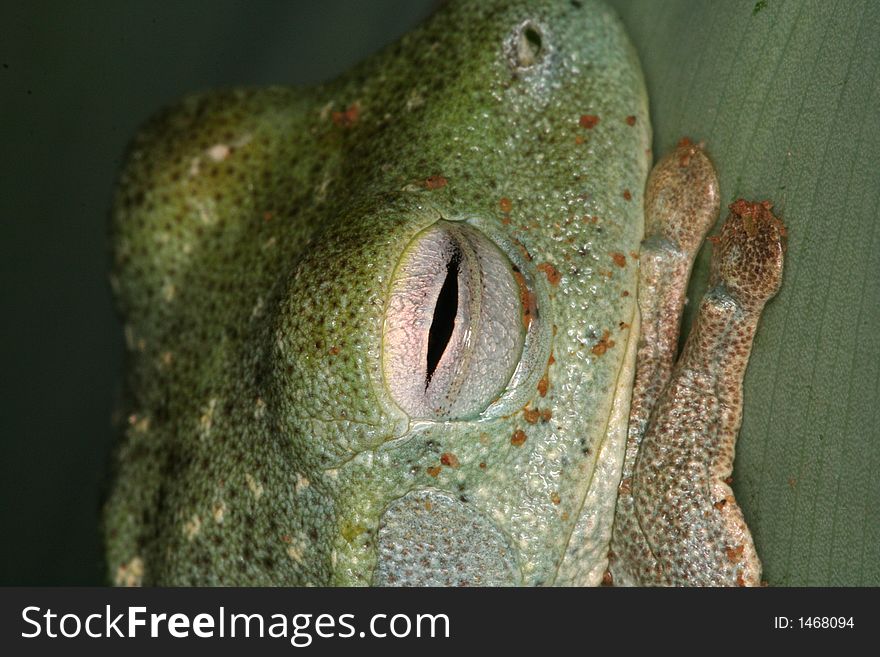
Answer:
426 249 460 387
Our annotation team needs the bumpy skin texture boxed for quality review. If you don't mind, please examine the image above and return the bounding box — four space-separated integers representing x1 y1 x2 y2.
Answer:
105 0 651 586
609 138 785 586
628 202 784 586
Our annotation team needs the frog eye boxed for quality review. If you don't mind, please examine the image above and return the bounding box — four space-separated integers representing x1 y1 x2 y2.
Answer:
383 221 526 420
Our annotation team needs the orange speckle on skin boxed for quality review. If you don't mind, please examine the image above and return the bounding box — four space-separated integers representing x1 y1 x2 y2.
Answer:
524 408 540 424
618 321 630 330
511 429 527 446
537 374 549 397
501 216 512 225
540 409 552 422
331 103 360 127
726 545 745 563
579 114 600 129
591 330 616 356
550 492 561 505
479 462 487 469
424 175 448 190
621 290 630 297
611 252 627 268
499 197 512 213
263 211 274 222
713 499 727 511
602 570 614 586
328 346 340 356
426 465 441 478
440 452 460 468
675 136 703 167
622 189 632 201
574 135 585 145
724 476 734 485
625 115 636 126
537 262 561 285
736 572 747 587
512 268 537 330
548 352 556 365
728 199 784 240
629 251 639 260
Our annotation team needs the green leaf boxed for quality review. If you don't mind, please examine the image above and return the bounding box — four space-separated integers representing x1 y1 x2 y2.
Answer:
606 0 880 585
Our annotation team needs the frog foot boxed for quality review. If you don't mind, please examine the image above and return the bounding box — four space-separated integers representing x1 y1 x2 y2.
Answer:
609 140 786 586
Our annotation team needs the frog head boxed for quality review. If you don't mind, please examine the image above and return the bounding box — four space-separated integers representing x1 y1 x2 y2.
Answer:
105 0 650 586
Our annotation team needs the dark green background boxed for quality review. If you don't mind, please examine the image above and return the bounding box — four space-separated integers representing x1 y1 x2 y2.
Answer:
3 0 879 585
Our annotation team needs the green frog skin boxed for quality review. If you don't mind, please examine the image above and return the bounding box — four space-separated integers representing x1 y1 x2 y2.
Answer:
104 0 784 586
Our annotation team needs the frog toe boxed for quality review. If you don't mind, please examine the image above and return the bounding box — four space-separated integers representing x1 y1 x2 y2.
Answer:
711 200 786 308
644 138 719 255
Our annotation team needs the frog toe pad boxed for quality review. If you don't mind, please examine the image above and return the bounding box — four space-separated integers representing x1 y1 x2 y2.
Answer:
712 200 786 308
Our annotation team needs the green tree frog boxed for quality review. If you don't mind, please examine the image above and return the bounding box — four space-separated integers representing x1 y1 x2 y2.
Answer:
105 0 784 586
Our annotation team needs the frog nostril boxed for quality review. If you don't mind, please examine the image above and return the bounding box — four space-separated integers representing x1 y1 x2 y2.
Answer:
511 21 544 69
523 25 542 54
426 248 460 387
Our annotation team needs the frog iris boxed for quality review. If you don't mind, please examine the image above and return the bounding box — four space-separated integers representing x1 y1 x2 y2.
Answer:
382 220 526 420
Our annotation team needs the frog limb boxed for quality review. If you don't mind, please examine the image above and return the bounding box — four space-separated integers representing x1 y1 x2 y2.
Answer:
615 188 786 586
609 139 720 585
